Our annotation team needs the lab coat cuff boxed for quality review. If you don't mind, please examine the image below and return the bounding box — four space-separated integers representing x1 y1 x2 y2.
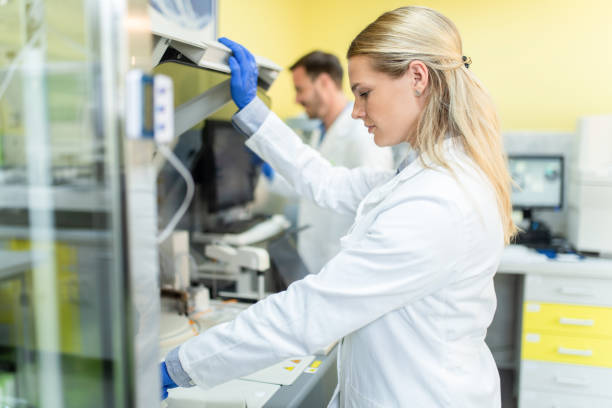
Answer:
165 346 196 388
232 96 270 137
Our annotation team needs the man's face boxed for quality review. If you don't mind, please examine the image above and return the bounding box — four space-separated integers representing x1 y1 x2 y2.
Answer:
292 66 324 119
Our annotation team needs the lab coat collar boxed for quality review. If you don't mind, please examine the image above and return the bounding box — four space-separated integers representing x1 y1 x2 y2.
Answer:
323 102 354 142
312 104 346 149
395 147 418 174
359 137 462 212
396 137 462 181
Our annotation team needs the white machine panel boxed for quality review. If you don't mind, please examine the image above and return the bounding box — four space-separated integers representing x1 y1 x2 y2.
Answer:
568 115 612 254
241 355 315 386
166 379 279 408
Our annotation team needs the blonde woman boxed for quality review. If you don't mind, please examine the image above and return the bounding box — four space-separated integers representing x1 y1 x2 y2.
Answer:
161 6 516 407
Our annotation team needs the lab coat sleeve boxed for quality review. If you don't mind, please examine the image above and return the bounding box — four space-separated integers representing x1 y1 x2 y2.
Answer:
261 170 299 198
175 191 466 389
243 107 393 216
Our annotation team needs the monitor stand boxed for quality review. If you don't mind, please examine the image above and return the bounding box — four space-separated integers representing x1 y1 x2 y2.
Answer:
515 209 552 248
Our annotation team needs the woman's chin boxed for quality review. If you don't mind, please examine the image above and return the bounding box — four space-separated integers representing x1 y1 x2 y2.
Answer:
373 133 391 147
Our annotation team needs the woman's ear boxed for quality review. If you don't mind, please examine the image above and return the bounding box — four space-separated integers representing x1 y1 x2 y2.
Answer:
406 60 429 96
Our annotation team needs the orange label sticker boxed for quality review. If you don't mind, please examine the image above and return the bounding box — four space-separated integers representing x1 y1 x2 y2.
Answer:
291 360 301 364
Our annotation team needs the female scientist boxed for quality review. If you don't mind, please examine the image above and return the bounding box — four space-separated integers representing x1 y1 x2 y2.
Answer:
161 6 516 407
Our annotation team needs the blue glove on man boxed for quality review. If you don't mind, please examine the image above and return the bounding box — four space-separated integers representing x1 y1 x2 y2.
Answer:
261 162 274 181
218 37 259 109
247 148 275 181
160 361 178 400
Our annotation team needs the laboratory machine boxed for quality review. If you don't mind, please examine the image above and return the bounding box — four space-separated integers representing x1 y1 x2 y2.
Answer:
149 2 336 408
567 115 612 256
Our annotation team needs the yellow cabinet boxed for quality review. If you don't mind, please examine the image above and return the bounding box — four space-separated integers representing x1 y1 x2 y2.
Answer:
522 332 612 368
514 268 612 405
523 302 612 338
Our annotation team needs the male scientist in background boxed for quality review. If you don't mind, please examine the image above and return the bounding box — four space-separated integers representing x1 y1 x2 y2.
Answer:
260 51 393 274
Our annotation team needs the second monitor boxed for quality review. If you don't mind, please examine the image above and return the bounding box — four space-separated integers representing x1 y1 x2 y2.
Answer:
509 155 564 247
509 155 564 210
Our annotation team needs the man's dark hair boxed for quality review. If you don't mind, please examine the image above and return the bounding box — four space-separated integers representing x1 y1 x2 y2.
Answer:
290 51 343 89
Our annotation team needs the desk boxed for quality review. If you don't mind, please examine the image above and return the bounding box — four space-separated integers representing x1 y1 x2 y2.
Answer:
491 245 612 408
499 245 612 278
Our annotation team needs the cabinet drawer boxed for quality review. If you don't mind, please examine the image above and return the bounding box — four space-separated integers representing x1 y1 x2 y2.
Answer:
520 360 612 398
519 389 612 408
522 332 612 367
523 302 612 338
525 275 612 307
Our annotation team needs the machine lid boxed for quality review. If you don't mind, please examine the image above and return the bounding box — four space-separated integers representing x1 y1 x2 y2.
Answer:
150 6 281 90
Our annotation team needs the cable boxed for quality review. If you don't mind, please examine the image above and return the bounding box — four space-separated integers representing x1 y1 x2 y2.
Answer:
156 144 195 244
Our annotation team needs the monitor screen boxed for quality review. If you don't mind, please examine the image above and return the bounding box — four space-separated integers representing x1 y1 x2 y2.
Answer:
509 155 563 209
193 120 258 213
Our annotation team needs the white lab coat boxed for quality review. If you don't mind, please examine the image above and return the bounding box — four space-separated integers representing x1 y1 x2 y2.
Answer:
265 104 393 274
178 111 504 407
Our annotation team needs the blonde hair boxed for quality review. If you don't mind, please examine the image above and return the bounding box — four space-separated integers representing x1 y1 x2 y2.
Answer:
348 6 517 245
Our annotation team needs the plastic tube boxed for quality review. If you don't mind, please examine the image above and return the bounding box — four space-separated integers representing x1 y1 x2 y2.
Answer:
156 144 195 244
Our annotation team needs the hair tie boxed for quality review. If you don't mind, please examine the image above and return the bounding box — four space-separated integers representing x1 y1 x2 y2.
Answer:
462 55 472 69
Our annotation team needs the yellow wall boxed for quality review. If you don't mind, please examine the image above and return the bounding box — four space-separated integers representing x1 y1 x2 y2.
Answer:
217 0 310 121
218 0 612 132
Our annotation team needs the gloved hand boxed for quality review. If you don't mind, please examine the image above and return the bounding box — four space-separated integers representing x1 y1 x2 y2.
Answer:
247 148 274 181
160 361 178 400
218 37 258 109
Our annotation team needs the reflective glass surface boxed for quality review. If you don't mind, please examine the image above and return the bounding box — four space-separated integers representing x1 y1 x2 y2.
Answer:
0 1 131 406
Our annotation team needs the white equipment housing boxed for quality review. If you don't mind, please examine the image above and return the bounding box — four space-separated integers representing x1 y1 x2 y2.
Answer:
568 115 612 255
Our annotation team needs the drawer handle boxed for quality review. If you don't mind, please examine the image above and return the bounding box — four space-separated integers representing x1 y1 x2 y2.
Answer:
554 375 589 387
559 317 595 327
557 347 593 357
557 287 594 297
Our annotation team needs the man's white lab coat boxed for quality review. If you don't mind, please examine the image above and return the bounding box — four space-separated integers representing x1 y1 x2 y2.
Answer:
176 105 503 407
265 104 393 274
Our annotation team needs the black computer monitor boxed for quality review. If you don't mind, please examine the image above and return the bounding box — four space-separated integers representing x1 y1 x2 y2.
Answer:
193 120 258 213
508 155 564 246
509 155 564 210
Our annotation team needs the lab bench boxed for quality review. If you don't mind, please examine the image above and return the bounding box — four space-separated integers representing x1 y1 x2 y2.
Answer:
488 245 612 407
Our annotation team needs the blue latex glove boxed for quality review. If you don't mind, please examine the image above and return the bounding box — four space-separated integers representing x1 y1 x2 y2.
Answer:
247 147 264 167
218 37 258 109
246 148 274 181
160 361 178 400
261 162 274 181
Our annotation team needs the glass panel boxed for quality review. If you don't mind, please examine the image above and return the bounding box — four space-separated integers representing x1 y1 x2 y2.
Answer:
0 1 132 407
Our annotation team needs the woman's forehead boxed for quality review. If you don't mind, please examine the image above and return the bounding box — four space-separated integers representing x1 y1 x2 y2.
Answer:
348 55 373 70
349 55 394 87
348 55 376 81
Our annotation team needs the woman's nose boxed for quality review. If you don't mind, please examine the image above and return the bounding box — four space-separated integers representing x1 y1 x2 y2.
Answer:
352 103 364 119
